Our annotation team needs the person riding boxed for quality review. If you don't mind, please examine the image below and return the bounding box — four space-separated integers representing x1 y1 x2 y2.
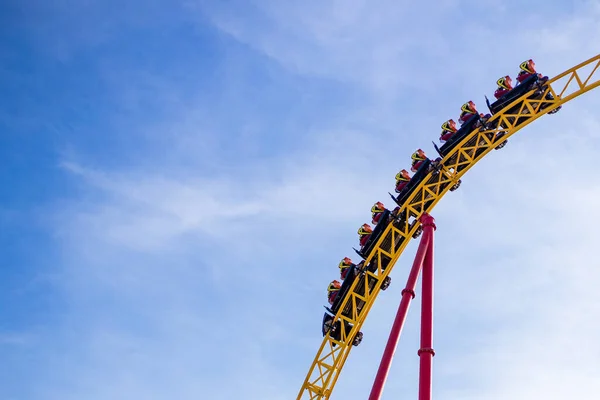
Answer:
327 280 342 305
440 119 458 142
410 149 427 172
516 59 547 84
494 75 513 99
371 201 386 225
338 257 354 280
459 101 478 125
395 169 411 193
411 149 427 172
358 223 373 247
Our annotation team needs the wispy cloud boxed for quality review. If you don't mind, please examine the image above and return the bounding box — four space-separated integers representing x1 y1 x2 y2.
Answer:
3 0 600 399
0 332 34 346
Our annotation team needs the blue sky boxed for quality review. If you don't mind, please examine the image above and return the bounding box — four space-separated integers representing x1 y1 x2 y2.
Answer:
1 1 600 399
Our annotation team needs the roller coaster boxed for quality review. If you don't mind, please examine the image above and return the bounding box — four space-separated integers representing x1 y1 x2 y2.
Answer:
297 53 600 399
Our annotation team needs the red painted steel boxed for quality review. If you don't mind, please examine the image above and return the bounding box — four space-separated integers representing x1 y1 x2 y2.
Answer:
368 214 436 400
418 215 436 400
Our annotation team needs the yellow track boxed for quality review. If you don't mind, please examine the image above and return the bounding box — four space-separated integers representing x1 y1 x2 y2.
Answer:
297 54 600 400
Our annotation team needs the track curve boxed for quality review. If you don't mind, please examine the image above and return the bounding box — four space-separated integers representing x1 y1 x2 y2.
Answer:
297 54 600 400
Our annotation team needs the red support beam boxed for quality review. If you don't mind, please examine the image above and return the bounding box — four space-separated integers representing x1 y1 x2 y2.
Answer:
418 215 436 400
368 214 436 400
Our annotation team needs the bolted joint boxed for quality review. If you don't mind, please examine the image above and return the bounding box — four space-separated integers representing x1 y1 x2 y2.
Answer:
417 347 435 357
401 288 416 299
419 213 437 230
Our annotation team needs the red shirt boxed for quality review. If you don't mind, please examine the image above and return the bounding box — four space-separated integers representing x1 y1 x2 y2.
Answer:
517 71 534 83
459 112 475 124
396 180 408 192
372 212 383 224
440 131 455 142
340 267 349 280
494 87 511 99
360 234 371 247
411 160 424 173
328 291 338 305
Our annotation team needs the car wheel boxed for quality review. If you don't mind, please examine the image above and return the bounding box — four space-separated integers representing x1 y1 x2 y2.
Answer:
353 332 363 346
381 276 391 291
549 106 561 114
495 140 507 150
412 225 423 239
449 180 461 191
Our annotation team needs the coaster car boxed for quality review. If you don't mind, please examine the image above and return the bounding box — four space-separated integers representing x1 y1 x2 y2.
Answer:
486 74 561 119
433 114 484 157
327 260 392 321
433 113 507 164
322 311 363 346
355 209 392 258
389 159 433 207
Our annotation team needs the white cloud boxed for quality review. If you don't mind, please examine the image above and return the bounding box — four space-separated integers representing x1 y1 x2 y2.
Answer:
50 102 600 399
326 110 600 399
0 332 34 346
14 1 600 399
199 0 467 97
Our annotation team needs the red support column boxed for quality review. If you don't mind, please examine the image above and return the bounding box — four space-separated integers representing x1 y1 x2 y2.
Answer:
368 214 436 400
418 215 436 400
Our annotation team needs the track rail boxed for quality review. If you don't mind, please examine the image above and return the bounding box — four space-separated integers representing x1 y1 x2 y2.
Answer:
297 54 600 400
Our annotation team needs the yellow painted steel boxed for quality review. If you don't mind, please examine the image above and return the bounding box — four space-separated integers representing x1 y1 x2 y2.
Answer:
297 53 600 400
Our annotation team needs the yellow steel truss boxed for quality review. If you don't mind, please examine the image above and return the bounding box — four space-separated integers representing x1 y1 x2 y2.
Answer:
297 53 600 400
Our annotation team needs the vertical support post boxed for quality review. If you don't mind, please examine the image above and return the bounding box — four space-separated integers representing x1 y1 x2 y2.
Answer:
368 214 435 400
418 215 436 400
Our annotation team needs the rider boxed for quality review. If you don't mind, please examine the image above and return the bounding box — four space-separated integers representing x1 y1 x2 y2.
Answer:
395 169 411 193
494 75 513 99
338 257 354 280
516 59 547 84
327 280 342 305
440 119 458 142
459 101 478 126
358 223 373 247
411 149 427 172
371 201 386 225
